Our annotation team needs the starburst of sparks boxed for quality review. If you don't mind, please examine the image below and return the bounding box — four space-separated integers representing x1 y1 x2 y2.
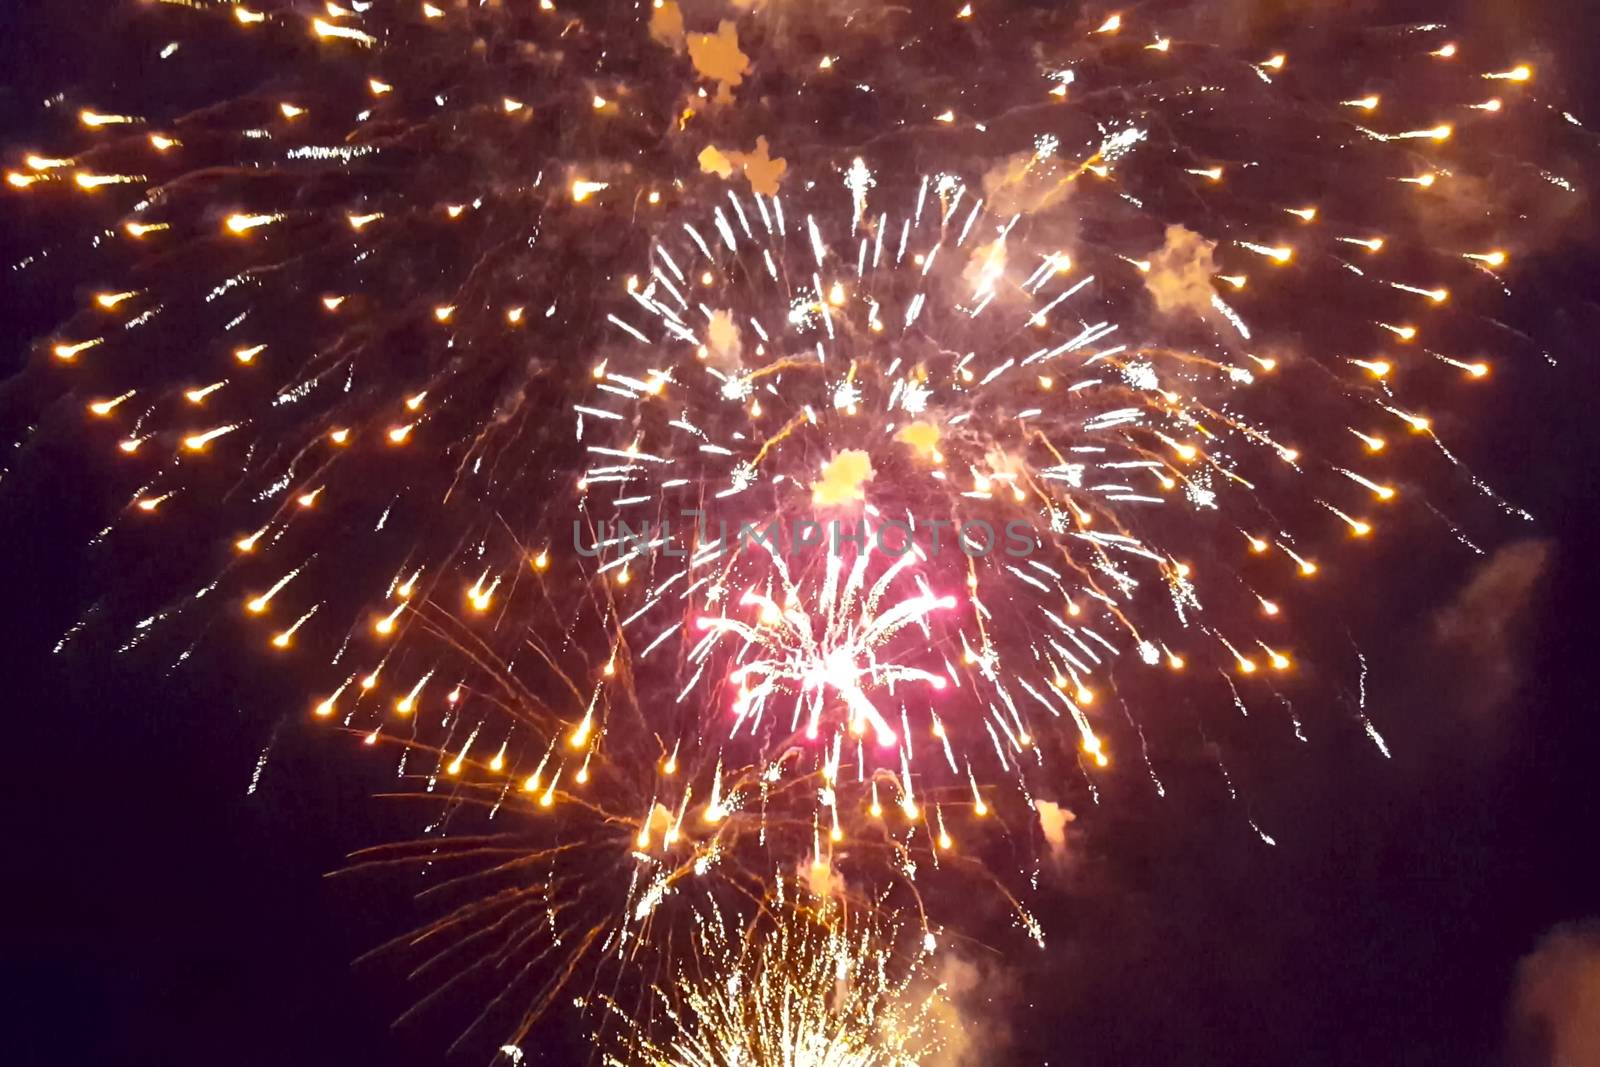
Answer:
4 0 1582 1056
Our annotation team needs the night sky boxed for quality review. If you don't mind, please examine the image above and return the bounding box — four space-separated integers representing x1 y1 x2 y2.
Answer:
2 2 1598 1065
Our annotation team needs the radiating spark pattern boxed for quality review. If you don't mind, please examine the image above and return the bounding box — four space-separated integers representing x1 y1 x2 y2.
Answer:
599 892 946 1067
4 0 1581 1057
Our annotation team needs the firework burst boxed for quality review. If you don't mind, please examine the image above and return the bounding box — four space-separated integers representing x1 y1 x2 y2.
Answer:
3 0 1585 1055
598 888 948 1067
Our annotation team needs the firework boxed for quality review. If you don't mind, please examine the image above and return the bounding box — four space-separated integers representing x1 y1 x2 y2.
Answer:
597 887 947 1067
4 0 1582 1055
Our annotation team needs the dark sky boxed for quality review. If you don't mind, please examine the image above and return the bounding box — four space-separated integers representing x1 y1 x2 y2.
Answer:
2 3 1598 1066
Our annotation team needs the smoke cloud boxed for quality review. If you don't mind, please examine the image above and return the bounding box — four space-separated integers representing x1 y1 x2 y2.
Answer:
699 137 788 196
1034 799 1077 863
1432 538 1551 719
921 947 1014 1066
1143 224 1220 321
1508 921 1600 1066
811 450 874 507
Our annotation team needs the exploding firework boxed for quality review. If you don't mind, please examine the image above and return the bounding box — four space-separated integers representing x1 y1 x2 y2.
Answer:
597 887 948 1067
4 0 1585 1055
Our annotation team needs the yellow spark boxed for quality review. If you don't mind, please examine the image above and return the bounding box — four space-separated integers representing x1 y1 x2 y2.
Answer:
95 290 139 309
374 602 404 635
1395 409 1431 433
313 683 349 718
234 6 266 24
468 572 498 612
75 172 146 189
1095 14 1122 34
1147 37 1170 52
225 213 281 235
1285 206 1317 222
80 110 142 128
183 424 237 451
422 2 444 17
1485 65 1532 82
88 392 135 416
53 339 103 361
572 179 609 202
148 134 179 151
433 304 455 322
592 95 609 110
124 221 169 238
321 295 346 311
1431 43 1458 59
396 673 429 715
279 102 306 119
1187 166 1224 181
329 427 350 445
956 3 972 17
933 110 955 123
347 211 382 230
1340 236 1385 252
271 608 316 649
503 97 525 113
247 570 298 614
312 17 376 44
235 343 267 364
1472 99 1503 113
388 423 414 444
1261 54 1286 71
1350 429 1386 453
296 487 323 508
506 306 525 325
369 79 393 95
1342 95 1380 111
1465 251 1507 267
